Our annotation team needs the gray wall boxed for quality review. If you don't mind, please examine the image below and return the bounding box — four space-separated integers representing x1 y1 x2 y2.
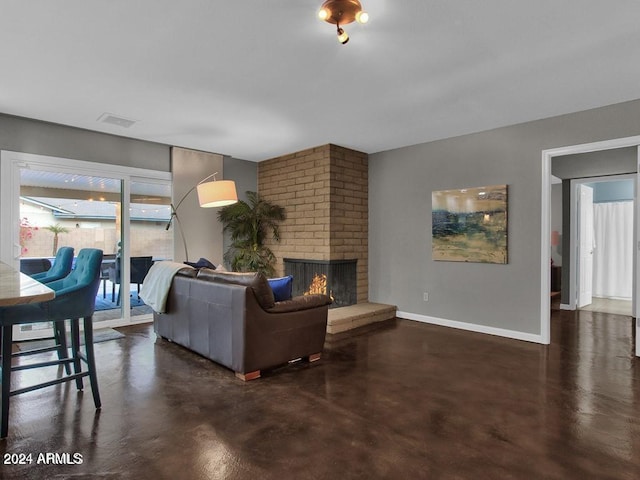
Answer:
225 156 258 203
171 148 224 264
0 113 170 170
369 98 640 337
222 156 258 263
552 147 636 179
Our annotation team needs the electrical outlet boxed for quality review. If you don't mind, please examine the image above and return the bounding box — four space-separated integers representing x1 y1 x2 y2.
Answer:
423 292 429 302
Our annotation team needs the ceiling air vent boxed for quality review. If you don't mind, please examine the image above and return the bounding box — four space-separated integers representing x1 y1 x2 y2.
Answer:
97 113 137 128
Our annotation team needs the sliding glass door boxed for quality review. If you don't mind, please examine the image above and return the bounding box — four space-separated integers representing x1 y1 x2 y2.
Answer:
0 151 171 339
128 178 172 322
16 167 124 339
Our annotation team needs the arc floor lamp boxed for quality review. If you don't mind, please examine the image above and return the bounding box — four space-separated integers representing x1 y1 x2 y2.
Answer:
166 173 238 262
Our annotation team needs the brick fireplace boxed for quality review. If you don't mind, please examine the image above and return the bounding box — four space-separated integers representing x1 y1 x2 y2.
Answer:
258 144 368 305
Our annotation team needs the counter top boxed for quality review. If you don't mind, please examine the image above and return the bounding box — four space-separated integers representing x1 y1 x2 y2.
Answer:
0 261 55 307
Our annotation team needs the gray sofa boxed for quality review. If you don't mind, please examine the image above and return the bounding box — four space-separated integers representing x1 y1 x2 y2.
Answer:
153 268 332 380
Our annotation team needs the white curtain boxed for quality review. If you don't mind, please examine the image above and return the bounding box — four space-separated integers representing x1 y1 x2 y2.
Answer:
592 201 633 299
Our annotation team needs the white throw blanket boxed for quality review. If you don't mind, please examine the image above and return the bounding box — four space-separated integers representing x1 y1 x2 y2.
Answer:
139 261 194 313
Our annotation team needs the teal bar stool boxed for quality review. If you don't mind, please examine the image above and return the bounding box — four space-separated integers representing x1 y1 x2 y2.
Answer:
30 247 74 284
29 246 75 370
0 248 103 439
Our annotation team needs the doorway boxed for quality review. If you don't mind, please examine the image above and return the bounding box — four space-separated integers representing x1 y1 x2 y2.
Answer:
540 136 640 358
571 176 634 316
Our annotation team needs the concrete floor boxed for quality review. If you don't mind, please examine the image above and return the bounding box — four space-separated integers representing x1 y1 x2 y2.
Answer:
1 309 639 479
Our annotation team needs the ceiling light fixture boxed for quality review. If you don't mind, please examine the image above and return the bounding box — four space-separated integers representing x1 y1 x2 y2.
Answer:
337 25 349 44
317 0 368 45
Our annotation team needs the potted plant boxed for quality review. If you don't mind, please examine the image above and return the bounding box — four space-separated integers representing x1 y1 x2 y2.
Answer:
45 223 69 256
217 191 286 277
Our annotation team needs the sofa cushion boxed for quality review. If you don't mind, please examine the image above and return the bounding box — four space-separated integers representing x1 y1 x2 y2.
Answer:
197 269 275 309
267 275 293 302
266 293 332 314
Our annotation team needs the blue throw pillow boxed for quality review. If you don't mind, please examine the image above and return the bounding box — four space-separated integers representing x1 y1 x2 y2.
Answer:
268 275 293 302
184 257 216 269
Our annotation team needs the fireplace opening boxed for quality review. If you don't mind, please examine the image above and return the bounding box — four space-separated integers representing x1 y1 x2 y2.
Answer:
284 258 357 308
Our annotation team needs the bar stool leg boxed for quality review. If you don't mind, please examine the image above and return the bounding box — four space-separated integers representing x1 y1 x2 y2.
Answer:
70 318 83 391
53 320 71 375
83 316 101 409
1 324 14 439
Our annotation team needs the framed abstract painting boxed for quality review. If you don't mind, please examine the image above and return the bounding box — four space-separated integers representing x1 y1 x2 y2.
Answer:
432 184 508 264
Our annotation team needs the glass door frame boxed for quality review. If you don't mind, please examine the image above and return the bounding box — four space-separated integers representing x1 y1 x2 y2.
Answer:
0 150 171 336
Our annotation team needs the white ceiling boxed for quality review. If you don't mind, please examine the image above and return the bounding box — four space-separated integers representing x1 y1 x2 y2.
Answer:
2 1 640 162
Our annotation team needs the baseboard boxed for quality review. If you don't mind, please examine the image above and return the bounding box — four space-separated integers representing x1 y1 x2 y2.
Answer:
593 295 632 301
396 311 544 344
559 303 574 310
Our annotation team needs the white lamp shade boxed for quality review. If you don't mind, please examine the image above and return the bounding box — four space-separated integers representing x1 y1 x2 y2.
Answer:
196 180 238 208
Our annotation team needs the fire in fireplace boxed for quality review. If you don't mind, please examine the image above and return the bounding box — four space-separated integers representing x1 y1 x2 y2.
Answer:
304 273 334 301
284 258 357 308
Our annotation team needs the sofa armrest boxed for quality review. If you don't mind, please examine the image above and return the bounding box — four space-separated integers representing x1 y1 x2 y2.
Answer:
265 294 332 314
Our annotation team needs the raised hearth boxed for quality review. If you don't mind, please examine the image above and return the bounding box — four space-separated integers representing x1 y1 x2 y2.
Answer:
326 302 397 334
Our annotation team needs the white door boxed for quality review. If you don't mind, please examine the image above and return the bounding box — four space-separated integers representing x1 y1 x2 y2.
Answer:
577 184 594 308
